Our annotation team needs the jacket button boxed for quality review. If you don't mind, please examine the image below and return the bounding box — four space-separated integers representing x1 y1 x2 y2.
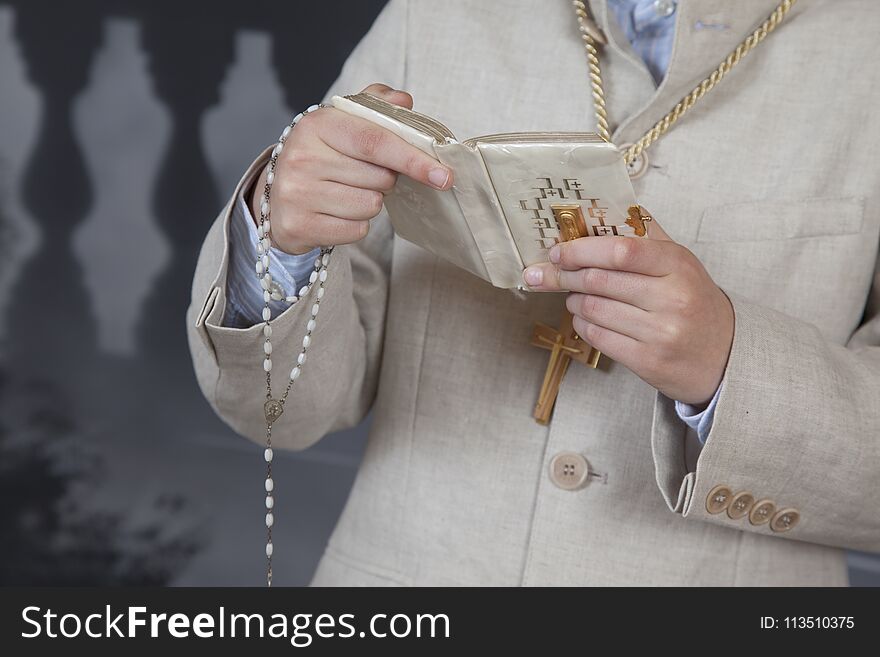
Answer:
705 484 733 514
549 452 590 491
749 499 777 525
726 491 755 520
770 508 800 532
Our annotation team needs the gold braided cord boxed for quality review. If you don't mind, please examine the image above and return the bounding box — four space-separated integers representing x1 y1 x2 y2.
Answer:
573 0 610 141
572 0 797 165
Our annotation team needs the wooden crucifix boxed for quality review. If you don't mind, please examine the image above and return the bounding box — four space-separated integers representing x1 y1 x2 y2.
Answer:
531 204 652 424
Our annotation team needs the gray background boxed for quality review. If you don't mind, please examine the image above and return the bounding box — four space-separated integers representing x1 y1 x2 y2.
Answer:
0 0 876 586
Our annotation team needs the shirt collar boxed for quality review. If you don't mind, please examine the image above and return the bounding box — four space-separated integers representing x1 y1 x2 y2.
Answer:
609 0 678 34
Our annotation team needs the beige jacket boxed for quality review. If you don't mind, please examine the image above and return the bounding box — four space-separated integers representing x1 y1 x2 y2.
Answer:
187 0 880 585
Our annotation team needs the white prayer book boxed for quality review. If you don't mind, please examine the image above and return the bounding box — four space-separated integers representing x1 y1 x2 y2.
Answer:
332 92 639 289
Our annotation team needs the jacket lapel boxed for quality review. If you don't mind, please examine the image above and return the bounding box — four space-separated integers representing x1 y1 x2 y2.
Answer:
586 0 800 144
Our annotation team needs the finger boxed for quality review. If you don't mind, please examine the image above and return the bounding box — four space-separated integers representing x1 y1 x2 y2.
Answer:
360 83 414 109
307 181 385 221
317 111 453 190
565 293 652 341
523 264 657 309
292 213 371 247
550 235 674 276
300 143 398 191
571 315 642 366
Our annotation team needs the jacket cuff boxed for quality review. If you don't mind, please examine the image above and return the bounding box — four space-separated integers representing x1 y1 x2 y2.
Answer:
651 290 879 550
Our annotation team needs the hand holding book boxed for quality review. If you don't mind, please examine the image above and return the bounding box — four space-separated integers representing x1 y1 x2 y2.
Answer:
258 85 733 404
247 83 453 256
523 215 735 406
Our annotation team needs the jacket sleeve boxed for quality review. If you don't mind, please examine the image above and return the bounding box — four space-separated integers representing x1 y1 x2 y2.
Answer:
185 0 409 450
650 254 880 553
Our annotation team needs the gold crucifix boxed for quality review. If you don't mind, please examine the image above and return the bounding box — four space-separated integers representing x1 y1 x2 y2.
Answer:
531 204 601 425
531 204 652 424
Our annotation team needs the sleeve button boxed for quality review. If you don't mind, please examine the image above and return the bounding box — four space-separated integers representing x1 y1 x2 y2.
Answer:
726 491 755 520
748 499 777 525
770 508 800 532
705 484 733 514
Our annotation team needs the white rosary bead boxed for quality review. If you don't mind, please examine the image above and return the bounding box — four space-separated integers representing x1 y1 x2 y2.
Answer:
272 143 282 157
281 125 291 140
311 303 320 317
264 447 273 462
270 290 283 302
262 254 269 268
263 323 272 337
307 104 320 113
261 237 271 251
263 341 273 355
266 513 274 528
309 270 318 284
306 319 316 332
263 290 271 303
257 223 265 238
266 495 274 509
292 112 304 124
290 366 301 381
257 242 265 256
256 261 265 275
302 335 311 348
297 352 307 365
261 200 270 216
317 287 325 300
265 477 274 492
262 307 271 321
298 285 309 297
286 295 298 304
265 542 274 558
322 253 330 266
314 256 322 268
264 220 271 236
266 170 275 185
319 269 328 282
260 273 272 290
263 358 272 372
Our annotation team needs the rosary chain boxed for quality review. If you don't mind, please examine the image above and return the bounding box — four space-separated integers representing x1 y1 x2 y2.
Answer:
572 0 797 165
256 103 333 587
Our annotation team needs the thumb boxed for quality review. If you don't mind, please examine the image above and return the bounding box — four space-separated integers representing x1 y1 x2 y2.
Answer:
360 82 414 109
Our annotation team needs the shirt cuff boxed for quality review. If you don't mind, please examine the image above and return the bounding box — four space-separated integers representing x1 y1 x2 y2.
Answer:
224 189 321 328
674 383 723 445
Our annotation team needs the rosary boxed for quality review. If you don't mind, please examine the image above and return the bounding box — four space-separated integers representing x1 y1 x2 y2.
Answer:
255 103 330 587
254 0 797 586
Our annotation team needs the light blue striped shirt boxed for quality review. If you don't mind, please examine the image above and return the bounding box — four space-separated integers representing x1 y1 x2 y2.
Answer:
608 0 679 84
223 0 718 441
224 191 320 330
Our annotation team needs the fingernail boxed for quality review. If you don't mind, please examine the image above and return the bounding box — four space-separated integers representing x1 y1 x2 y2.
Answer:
428 167 450 189
549 245 561 264
523 267 543 286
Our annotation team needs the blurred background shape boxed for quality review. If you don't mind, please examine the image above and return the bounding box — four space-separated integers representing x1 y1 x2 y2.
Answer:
0 0 383 586
0 0 876 586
